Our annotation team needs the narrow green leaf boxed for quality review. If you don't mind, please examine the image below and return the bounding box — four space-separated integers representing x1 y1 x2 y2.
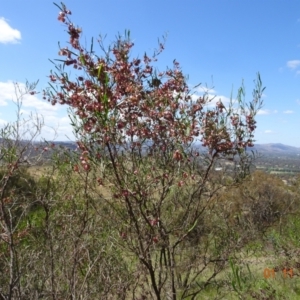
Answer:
90 37 94 54
236 267 242 290
48 59 56 65
232 281 238 293
79 54 86 65
97 64 102 79
188 219 198 233
48 82 56 92
53 2 63 11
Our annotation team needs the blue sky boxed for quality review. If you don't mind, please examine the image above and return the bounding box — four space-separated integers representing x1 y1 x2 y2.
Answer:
1 0 300 146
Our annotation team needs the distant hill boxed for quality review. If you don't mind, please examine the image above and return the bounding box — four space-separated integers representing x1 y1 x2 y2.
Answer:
191 142 300 155
250 143 300 155
2 138 300 157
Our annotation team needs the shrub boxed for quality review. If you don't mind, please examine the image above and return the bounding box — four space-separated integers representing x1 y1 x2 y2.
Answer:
41 2 265 298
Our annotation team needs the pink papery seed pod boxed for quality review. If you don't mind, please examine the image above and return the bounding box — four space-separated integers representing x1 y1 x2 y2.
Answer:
58 11 65 22
117 121 125 129
83 164 90 172
122 190 129 197
163 111 173 121
173 150 183 161
82 150 89 156
178 181 184 187
149 219 158 226
81 159 87 165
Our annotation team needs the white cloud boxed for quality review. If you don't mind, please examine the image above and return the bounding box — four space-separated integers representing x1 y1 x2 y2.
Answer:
287 60 300 70
41 116 75 141
202 94 231 107
264 130 275 134
0 119 7 126
257 109 270 115
0 17 21 44
190 85 236 109
14 109 75 141
22 94 58 116
190 91 231 108
195 86 217 94
0 81 14 105
283 110 294 114
0 81 58 115
0 81 74 141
